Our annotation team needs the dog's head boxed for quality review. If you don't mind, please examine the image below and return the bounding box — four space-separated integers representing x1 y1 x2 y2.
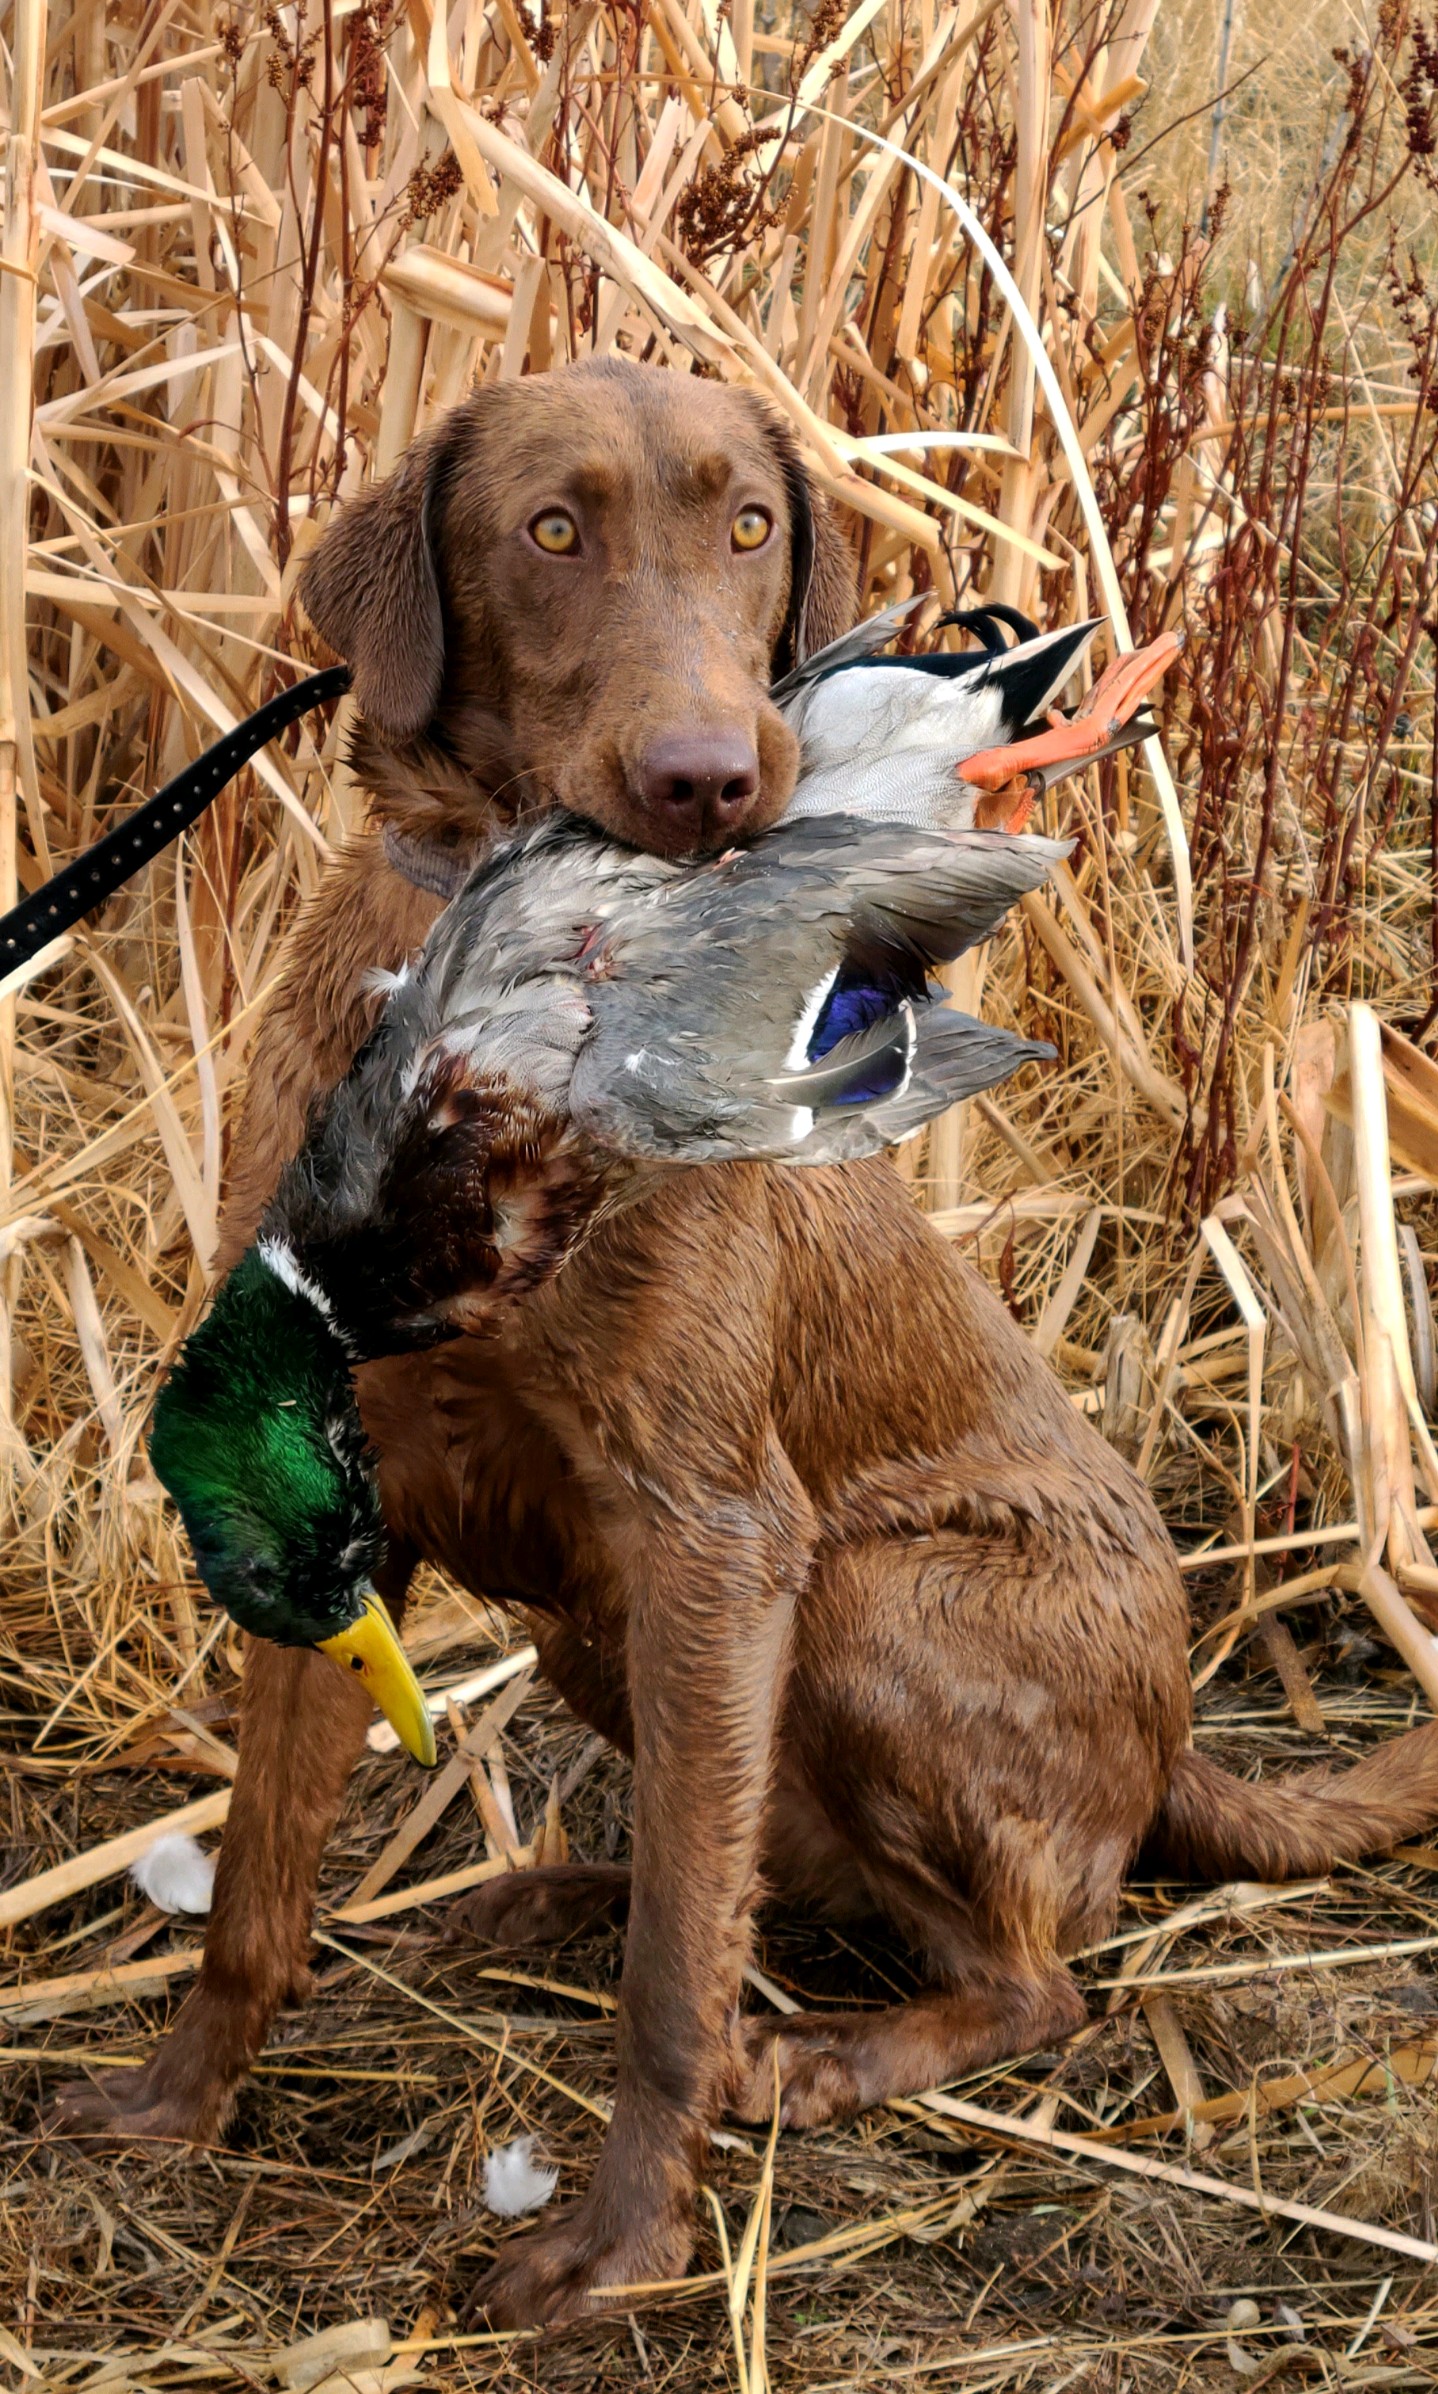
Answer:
300 357 857 858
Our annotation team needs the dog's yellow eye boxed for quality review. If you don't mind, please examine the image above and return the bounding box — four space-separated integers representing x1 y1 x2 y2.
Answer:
732 507 772 552
531 510 579 555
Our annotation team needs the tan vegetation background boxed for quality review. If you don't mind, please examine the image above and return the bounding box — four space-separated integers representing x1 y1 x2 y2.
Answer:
6 0 1438 2382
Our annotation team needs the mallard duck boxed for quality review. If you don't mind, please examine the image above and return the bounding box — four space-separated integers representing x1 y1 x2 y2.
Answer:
778 599 1179 835
151 811 1069 1760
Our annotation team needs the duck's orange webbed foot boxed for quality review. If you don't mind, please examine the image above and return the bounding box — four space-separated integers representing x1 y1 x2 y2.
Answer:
971 780 1039 835
959 628 1181 800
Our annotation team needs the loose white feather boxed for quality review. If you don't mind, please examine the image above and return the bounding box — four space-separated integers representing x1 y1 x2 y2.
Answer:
130 1832 216 1915
360 960 411 997
483 2136 559 2217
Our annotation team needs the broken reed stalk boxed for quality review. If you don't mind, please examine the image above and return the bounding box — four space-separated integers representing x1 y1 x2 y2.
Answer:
0 0 47 1486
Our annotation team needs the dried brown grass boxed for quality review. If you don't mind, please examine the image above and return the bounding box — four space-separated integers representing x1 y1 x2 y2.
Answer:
6 0 1438 2382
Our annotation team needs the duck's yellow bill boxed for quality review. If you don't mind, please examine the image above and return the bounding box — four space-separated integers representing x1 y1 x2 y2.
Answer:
318 1592 437 1767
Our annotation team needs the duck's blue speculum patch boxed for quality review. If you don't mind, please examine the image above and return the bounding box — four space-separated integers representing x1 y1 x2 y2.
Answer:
807 968 910 1103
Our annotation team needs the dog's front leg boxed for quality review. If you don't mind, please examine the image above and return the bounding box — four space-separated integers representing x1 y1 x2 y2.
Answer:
470 1449 812 2330
49 1544 416 2145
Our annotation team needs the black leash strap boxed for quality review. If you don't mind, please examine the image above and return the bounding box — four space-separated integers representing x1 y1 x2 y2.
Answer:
0 662 352 976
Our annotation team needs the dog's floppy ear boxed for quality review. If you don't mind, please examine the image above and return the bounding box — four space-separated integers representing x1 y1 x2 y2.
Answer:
300 422 454 744
769 422 859 671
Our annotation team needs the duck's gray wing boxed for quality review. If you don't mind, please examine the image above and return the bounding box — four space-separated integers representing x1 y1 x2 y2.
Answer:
569 991 1053 1168
729 815 1071 965
568 819 1068 1161
377 814 677 1112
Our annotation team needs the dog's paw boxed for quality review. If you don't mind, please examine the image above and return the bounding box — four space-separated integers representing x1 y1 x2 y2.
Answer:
466 2194 693 2329
724 2013 866 2130
445 1863 630 1952
44 2065 223 2149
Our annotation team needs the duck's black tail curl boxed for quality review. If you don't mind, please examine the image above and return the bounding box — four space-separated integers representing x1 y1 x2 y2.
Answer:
1148 1726 1438 1881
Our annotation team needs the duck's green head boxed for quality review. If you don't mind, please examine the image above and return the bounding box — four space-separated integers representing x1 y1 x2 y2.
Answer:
151 1243 435 1764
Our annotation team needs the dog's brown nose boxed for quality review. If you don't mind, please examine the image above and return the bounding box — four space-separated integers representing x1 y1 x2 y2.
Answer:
634 730 761 832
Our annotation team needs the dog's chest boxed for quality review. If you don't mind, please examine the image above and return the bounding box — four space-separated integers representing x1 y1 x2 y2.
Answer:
357 1329 630 1626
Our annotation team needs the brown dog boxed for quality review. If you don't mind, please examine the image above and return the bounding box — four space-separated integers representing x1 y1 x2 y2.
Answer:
54 357 1438 2328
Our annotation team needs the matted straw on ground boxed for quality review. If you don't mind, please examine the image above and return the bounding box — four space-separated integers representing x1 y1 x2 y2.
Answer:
6 0 1438 2382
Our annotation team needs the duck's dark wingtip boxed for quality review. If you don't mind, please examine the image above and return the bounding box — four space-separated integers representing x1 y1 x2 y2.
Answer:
976 617 1103 737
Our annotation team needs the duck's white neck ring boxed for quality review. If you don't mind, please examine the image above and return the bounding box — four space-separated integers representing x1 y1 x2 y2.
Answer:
257 1237 358 1356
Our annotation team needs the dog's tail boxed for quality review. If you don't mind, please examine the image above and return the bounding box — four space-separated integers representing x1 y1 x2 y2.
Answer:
1149 1724 1438 1880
